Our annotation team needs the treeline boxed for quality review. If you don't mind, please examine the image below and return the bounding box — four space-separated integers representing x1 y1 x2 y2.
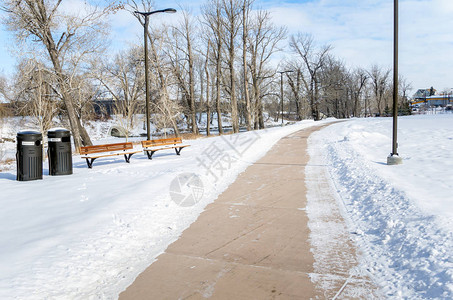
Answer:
0 0 412 151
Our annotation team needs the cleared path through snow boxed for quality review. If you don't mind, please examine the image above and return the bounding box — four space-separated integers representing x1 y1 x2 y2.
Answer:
119 124 377 299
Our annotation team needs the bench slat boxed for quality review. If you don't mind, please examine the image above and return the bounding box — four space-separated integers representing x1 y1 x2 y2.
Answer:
141 137 190 160
80 142 134 155
141 137 182 148
144 145 190 152
80 142 139 168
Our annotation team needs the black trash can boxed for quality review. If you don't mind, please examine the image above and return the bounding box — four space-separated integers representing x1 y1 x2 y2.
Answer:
16 131 43 181
47 128 73 176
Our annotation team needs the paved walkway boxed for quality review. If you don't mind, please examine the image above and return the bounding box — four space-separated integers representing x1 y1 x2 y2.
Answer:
120 125 378 299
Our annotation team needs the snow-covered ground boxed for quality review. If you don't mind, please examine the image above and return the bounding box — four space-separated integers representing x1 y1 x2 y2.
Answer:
0 119 330 299
1 114 452 299
0 113 287 169
307 114 453 299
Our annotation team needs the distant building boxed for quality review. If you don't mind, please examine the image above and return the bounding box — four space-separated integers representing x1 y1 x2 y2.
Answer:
92 98 116 117
412 95 453 106
411 87 453 107
413 88 433 99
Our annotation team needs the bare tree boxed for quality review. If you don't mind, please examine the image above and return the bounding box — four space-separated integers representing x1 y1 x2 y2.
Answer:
368 65 390 116
0 74 12 118
221 0 242 133
286 62 307 120
167 9 199 134
202 0 225 134
318 56 349 118
248 10 286 128
240 0 253 130
290 33 331 121
349 68 368 117
13 59 59 137
1 0 121 150
203 41 213 136
94 46 145 140
151 77 183 138
399 75 412 104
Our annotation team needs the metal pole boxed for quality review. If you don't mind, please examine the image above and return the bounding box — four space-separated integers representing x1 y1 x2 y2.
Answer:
388 0 402 164
143 15 150 140
278 70 293 126
392 0 398 156
136 9 176 141
280 72 284 125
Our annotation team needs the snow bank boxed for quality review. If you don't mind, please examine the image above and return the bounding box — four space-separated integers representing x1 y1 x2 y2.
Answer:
308 115 453 298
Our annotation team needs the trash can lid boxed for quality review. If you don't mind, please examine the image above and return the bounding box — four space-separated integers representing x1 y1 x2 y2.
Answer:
17 130 42 141
17 130 41 136
48 127 70 132
48 128 71 138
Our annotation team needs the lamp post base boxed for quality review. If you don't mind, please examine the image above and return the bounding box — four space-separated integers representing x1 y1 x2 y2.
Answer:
387 154 403 165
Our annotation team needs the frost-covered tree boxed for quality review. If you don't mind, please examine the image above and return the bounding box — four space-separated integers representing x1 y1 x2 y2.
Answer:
1 0 122 150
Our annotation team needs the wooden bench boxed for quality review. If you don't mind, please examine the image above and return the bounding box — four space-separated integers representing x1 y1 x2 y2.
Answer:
80 142 141 168
141 137 190 160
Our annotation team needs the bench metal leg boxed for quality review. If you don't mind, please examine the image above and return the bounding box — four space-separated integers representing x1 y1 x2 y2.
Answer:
124 153 135 163
86 158 96 169
175 147 183 155
146 150 156 160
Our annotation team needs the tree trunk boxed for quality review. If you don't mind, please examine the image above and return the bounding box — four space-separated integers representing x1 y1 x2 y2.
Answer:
187 25 199 135
258 99 264 129
229 54 239 133
253 85 260 130
216 44 223 135
242 2 252 131
205 51 211 136
46 35 92 151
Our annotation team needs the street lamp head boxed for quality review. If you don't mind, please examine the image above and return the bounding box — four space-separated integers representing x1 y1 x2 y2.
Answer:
162 8 177 13
135 8 177 16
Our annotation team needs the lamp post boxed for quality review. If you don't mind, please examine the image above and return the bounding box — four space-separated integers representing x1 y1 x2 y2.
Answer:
387 0 402 165
278 70 293 126
255 75 275 129
136 8 177 140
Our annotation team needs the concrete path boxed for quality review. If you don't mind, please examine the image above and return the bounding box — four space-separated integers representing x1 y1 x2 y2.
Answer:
119 125 378 299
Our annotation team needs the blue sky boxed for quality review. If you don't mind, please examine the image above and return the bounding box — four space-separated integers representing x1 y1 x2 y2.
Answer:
1 0 452 94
